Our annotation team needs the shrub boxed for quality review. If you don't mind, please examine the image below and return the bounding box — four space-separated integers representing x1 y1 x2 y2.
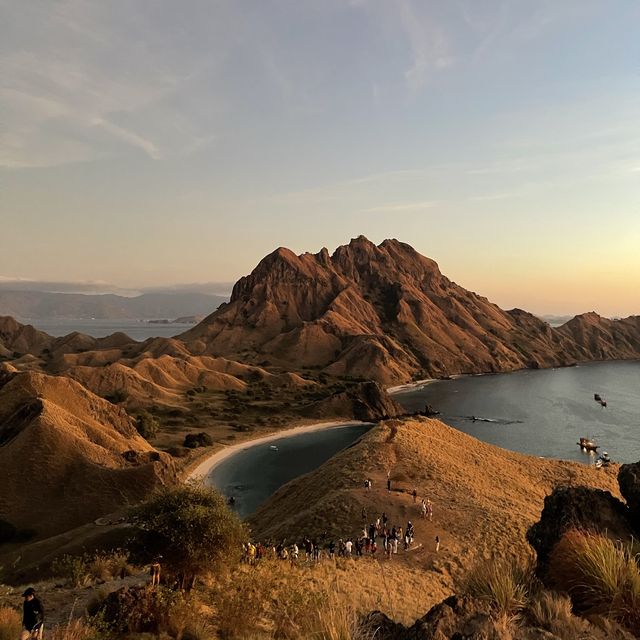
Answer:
548 529 640 632
166 446 189 458
52 554 91 587
129 483 246 589
87 551 133 582
465 557 536 615
183 432 213 449
135 411 160 440
47 619 100 640
0 607 21 640
104 389 127 404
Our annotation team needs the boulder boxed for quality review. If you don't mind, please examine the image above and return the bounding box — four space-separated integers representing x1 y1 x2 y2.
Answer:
527 486 633 580
618 461 640 528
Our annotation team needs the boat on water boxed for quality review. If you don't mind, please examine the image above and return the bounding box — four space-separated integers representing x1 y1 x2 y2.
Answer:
594 393 602 402
269 445 279 451
578 437 599 452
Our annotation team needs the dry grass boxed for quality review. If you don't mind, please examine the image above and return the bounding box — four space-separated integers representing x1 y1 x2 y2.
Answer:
549 529 640 634
47 619 98 640
465 557 537 615
0 607 21 640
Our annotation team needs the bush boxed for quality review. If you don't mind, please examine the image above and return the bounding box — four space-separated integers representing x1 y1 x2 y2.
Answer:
87 551 133 582
183 432 213 449
465 557 537 615
52 554 91 587
0 607 21 640
166 446 189 458
104 389 127 404
548 529 640 632
129 483 246 588
135 411 160 440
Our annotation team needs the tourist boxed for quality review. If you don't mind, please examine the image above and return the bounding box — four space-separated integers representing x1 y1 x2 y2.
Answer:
412 488 417 503
304 538 313 560
328 540 336 559
371 540 377 555
362 506 367 521
387 478 391 492
312 539 320 562
427 499 433 521
150 555 162 585
421 500 427 519
382 512 388 527
345 538 353 556
291 543 299 562
355 537 363 556
21 588 44 640
435 535 440 552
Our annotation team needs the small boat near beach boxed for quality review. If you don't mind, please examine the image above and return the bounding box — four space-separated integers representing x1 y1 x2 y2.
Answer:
578 437 599 452
593 393 607 407
269 445 279 451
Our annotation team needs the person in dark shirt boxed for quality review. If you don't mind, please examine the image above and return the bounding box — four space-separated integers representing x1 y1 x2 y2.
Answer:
21 587 44 640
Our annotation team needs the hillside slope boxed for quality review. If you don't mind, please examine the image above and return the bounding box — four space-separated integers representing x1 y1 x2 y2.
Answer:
250 418 620 596
181 236 640 383
0 371 177 539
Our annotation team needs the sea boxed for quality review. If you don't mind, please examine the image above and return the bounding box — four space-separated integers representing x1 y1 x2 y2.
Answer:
206 424 372 518
392 361 640 465
26 318 190 341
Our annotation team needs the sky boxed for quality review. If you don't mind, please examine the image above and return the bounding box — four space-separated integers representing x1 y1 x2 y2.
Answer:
1 0 639 316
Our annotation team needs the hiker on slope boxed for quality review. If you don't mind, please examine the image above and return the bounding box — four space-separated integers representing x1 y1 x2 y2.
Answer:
21 588 44 640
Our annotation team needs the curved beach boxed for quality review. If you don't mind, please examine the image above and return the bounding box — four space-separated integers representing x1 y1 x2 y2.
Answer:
187 420 372 481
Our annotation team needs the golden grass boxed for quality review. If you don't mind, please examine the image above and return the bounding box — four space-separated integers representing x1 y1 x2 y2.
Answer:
548 530 640 634
465 557 537 615
0 607 21 640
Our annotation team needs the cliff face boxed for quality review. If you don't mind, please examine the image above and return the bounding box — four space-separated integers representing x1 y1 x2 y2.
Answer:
181 236 640 383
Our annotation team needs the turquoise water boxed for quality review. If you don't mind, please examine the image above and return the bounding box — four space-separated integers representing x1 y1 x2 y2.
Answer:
393 361 640 464
205 423 372 518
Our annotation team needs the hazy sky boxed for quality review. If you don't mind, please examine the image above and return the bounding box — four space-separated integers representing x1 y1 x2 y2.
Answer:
2 1 639 316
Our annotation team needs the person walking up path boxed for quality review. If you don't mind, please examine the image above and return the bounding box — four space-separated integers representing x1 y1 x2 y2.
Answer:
21 588 44 640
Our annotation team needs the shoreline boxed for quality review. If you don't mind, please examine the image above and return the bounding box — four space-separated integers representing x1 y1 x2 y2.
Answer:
187 419 373 481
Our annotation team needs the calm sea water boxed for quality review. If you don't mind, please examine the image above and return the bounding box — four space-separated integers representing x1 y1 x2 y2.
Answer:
206 424 372 518
393 361 640 464
27 318 191 340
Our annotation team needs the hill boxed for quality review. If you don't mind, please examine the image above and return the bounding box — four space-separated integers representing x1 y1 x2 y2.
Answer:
0 370 177 540
250 417 620 600
181 236 640 383
0 290 227 321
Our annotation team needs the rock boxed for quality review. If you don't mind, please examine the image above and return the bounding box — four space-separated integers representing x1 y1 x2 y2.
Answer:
359 611 406 639
303 381 405 422
527 486 633 581
618 461 640 525
406 595 493 639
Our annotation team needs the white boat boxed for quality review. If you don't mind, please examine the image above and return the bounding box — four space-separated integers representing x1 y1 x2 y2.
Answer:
269 445 278 451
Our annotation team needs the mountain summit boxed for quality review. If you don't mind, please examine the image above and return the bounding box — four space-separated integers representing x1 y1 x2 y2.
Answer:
180 237 640 383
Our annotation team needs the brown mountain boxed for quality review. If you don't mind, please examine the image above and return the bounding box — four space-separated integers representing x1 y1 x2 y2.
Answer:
181 236 640 384
0 370 176 539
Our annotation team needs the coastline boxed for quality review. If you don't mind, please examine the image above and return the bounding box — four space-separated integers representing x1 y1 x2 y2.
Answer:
187 419 373 481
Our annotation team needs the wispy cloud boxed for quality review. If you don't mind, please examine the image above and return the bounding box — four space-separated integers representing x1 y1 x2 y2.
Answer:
359 200 437 214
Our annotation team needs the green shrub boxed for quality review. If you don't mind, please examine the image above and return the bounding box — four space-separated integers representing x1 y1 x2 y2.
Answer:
52 554 91 587
134 411 160 440
183 432 213 448
129 483 246 589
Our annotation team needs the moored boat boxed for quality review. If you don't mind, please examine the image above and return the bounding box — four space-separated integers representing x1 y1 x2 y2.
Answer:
578 437 599 452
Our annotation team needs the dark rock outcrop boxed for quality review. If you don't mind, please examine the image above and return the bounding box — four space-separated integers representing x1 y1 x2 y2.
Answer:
302 381 405 421
527 486 633 580
618 461 640 526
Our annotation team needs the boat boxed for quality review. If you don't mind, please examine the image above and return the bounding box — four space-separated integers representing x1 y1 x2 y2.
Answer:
578 437 599 452
269 445 279 451
594 393 602 402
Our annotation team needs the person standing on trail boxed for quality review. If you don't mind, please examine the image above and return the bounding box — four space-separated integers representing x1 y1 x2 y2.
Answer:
345 538 353 556
382 512 388 527
435 535 440 552
21 588 44 640
421 499 427 519
387 478 391 492
412 488 417 503
150 556 162 585
427 499 433 521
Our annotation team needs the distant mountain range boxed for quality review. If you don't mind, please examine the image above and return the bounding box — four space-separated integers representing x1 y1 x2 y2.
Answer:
0 290 229 321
